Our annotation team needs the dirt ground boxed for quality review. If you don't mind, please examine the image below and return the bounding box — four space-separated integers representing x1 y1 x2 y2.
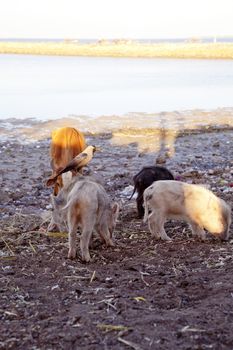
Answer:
0 128 233 350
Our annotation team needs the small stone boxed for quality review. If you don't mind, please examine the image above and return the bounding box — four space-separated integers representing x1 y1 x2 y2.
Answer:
156 155 166 164
0 190 10 203
120 185 134 198
223 188 232 193
219 179 228 185
165 151 172 158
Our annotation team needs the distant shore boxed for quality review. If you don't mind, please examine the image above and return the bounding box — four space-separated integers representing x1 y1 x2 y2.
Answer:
1 41 233 59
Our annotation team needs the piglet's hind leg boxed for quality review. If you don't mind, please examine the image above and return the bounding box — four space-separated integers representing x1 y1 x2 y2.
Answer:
148 217 161 240
148 213 171 241
67 214 79 259
80 222 95 262
68 227 78 259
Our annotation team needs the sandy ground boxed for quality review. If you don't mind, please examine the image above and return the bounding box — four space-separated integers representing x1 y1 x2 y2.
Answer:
0 125 233 349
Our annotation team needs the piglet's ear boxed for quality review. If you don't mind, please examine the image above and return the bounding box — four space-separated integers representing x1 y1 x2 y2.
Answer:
112 202 120 218
46 177 57 187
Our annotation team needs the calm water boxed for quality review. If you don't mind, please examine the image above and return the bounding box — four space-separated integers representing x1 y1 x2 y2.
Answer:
0 54 233 120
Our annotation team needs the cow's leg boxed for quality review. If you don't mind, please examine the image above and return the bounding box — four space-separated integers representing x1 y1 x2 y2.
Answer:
189 222 206 241
54 175 62 196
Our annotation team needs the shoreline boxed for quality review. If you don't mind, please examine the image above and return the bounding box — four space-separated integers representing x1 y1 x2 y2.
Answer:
0 107 233 143
1 127 232 217
1 42 233 59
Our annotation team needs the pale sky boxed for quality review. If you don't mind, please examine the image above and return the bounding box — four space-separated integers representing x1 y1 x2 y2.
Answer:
0 0 233 39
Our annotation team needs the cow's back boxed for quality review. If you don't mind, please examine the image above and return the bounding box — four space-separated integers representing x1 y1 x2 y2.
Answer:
50 127 86 170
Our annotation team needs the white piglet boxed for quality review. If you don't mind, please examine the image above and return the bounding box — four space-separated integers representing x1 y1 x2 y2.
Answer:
50 176 119 262
143 180 231 241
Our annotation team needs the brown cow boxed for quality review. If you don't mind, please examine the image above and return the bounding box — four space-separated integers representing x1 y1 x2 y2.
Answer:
46 145 97 188
48 127 86 195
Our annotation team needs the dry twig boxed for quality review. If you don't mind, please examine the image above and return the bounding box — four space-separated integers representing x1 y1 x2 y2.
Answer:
118 337 142 350
1 237 14 256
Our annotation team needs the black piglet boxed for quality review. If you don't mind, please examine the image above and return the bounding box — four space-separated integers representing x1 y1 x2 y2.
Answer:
130 166 174 218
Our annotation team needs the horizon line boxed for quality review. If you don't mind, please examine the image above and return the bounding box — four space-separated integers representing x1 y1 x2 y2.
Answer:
1 35 233 40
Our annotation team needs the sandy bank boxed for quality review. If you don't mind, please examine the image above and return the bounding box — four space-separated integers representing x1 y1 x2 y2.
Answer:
1 41 233 59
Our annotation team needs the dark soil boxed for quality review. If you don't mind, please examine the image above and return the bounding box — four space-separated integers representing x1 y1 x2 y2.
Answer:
0 129 233 350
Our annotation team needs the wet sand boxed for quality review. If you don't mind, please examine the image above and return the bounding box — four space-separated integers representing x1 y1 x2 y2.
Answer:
1 107 233 141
